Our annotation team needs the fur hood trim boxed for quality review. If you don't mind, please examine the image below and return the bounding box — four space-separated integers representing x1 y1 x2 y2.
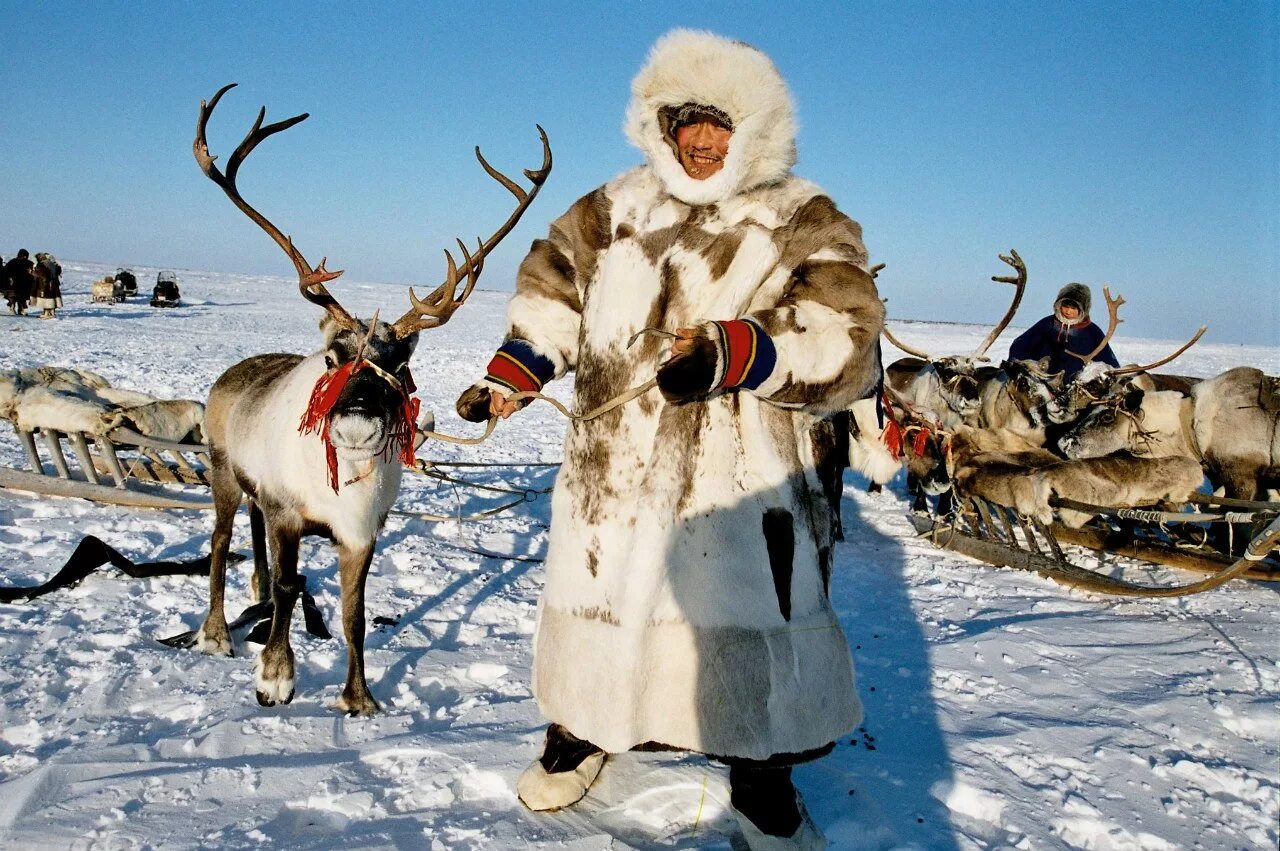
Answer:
1054 282 1092 325
625 29 796 206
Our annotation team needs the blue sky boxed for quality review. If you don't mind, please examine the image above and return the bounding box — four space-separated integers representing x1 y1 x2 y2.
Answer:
1 1 1275 344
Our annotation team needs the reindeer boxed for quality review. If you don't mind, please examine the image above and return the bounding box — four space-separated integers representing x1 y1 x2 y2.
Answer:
1051 288 1206 425
1060 366 1277 502
883 250 1027 427
849 251 1031 499
948 424 1204 529
185 84 551 715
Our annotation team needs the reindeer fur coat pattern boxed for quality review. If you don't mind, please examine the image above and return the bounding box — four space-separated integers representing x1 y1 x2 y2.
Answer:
496 30 883 760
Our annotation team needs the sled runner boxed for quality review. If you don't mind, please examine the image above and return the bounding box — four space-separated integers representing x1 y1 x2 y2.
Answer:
1 421 214 510
911 492 1280 595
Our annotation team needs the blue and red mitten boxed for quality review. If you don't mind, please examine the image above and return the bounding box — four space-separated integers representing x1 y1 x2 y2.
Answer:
456 339 556 422
656 319 777 403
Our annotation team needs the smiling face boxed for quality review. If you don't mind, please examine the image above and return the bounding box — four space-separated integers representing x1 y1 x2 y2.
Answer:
674 116 732 180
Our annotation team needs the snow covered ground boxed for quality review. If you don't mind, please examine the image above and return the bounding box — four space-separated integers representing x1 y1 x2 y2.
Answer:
0 261 1276 850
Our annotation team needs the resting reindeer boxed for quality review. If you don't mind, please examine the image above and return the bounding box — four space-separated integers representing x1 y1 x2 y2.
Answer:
1059 366 1278 503
947 425 1204 529
185 84 551 715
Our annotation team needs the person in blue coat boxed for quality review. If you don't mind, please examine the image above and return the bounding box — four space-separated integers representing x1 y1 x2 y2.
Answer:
1008 283 1119 378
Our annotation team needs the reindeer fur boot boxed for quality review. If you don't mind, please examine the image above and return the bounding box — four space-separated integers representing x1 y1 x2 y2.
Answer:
729 766 827 850
516 723 606 812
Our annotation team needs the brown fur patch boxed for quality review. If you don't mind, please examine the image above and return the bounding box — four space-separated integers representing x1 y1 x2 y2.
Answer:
772 195 867 270
637 225 683 266
516 240 581 313
615 222 636 241
665 402 708 516
572 606 619 626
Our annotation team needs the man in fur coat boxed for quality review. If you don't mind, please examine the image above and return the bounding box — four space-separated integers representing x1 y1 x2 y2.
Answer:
456 30 883 849
1008 283 1119 379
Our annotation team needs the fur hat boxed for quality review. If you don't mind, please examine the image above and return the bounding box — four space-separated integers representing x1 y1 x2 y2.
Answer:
1054 283 1092 326
625 29 796 206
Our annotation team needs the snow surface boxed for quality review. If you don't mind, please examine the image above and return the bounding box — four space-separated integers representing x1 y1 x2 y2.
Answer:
0 261 1276 850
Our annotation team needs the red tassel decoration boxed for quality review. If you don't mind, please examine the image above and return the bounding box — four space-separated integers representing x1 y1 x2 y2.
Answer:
882 419 904 461
911 428 929 459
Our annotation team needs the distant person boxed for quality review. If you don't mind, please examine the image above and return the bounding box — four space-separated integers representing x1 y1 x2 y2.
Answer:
1008 283 1119 378
31 252 63 319
4 249 34 315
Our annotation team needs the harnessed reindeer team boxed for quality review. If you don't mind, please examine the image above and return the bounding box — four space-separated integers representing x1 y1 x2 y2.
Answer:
0 88 1277 718
855 254 1279 594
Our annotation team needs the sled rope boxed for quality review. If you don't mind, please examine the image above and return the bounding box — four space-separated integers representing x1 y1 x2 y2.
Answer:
415 328 676 446
0 535 244 603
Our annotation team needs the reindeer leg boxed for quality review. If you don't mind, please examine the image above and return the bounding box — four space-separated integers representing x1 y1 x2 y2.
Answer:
334 540 379 716
255 521 302 707
195 456 241 656
248 499 269 604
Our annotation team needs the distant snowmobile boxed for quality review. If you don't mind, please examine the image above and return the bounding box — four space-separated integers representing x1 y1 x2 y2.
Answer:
150 271 181 308
115 268 138 297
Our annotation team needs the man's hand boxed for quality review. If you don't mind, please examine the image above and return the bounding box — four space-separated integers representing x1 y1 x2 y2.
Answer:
456 384 525 423
656 325 719 403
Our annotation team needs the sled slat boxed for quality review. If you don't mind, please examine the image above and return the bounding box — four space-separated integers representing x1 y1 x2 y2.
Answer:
142 450 181 484
126 458 159 482
40 429 72 480
17 429 43 475
975 499 1004 543
98 440 128 488
996 504 1019 546
68 432 100 485
1018 515 1043 556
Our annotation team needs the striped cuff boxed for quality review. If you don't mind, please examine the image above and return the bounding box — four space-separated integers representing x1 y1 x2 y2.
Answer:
484 339 556 395
710 319 777 391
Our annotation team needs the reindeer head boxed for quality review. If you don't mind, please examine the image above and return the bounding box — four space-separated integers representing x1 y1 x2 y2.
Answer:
194 85 551 476
1001 358 1065 426
1057 388 1146 459
1053 288 1206 426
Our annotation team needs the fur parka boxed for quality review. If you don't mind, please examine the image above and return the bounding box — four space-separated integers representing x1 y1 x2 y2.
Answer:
489 30 883 761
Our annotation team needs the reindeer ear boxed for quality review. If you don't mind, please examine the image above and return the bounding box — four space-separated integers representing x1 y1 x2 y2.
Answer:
1122 388 1145 412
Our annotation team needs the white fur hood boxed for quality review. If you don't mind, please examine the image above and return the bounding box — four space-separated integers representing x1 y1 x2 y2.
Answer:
624 29 796 206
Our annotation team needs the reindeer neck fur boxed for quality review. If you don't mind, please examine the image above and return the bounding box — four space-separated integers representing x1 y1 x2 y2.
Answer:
1129 391 1197 459
979 375 1046 445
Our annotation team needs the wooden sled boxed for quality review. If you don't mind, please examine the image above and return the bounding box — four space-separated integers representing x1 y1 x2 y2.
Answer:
912 493 1280 596
2 422 214 510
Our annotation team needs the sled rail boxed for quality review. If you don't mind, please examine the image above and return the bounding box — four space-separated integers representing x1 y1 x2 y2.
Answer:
913 495 1280 594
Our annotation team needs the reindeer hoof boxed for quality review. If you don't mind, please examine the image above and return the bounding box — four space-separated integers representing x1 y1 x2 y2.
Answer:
256 687 295 707
194 625 234 657
254 652 296 707
334 690 380 717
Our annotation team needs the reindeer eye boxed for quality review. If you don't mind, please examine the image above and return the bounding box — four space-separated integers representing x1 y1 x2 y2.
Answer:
324 353 337 370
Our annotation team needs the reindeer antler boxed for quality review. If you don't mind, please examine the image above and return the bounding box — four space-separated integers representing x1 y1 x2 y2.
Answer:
882 325 933 361
1107 326 1208 377
971 249 1027 359
390 127 553 338
1068 286 1125 363
194 84 361 333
